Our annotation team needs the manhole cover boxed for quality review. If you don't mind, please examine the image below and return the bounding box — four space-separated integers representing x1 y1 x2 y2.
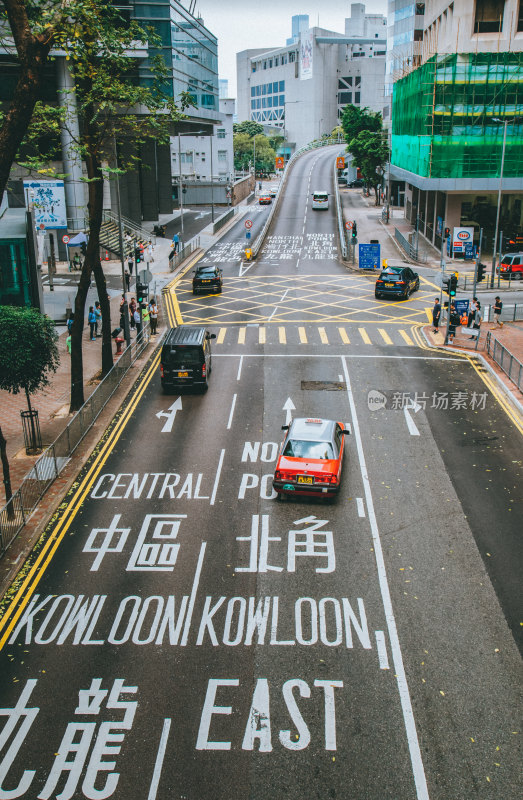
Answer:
301 381 345 391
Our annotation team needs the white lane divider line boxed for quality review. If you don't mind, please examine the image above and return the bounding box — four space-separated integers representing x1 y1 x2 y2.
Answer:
181 542 206 645
268 306 278 321
341 356 429 800
236 355 243 381
356 497 365 517
280 289 289 301
148 718 172 800
375 631 390 670
210 449 225 506
227 393 237 429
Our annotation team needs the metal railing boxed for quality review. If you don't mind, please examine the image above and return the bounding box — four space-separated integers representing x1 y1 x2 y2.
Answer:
0 326 154 558
333 155 348 260
169 237 200 272
251 138 339 258
394 227 418 260
212 208 236 234
482 303 523 323
485 332 523 391
102 210 156 246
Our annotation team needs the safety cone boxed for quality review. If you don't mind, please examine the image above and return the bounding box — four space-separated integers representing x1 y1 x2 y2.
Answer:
105 250 109 260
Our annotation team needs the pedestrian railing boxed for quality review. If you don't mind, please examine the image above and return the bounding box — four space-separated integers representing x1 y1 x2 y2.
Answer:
212 208 236 234
483 303 523 323
485 331 523 391
394 227 418 260
169 237 200 272
0 325 154 559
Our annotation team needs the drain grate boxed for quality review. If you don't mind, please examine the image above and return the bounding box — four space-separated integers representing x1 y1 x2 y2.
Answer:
301 381 345 391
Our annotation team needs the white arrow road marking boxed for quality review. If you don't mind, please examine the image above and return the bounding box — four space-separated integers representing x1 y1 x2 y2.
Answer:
239 261 254 276
403 399 421 436
156 397 182 433
283 397 296 426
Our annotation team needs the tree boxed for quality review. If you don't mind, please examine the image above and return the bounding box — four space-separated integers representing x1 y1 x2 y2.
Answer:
233 120 264 138
17 2 190 411
0 306 59 452
233 133 253 171
348 130 389 205
341 104 382 144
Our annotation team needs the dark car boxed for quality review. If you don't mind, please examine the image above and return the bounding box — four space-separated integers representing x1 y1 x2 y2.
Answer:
192 265 223 294
160 325 216 392
375 266 420 300
349 179 364 188
259 195 272 205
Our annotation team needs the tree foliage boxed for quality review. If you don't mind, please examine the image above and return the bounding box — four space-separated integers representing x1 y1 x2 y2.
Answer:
0 306 59 398
348 130 389 205
341 104 382 144
233 120 264 138
233 133 276 173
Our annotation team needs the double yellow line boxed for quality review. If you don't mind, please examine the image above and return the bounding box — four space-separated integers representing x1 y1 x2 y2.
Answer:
0 353 161 650
162 253 203 327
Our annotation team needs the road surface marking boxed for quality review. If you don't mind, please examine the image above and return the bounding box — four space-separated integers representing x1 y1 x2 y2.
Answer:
268 306 278 321
341 356 429 800
236 355 243 381
181 542 207 645
298 327 308 344
210 449 225 506
238 327 246 344
280 289 290 301
425 307 433 323
283 398 296 426
279 327 286 344
358 327 372 344
356 497 365 517
227 394 237 430
338 327 350 344
318 327 329 344
375 632 390 670
378 328 393 345
404 403 421 436
148 719 172 800
217 327 226 344
399 329 414 346
259 327 266 344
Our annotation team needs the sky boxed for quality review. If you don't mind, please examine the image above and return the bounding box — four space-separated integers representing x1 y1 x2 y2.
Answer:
195 0 388 98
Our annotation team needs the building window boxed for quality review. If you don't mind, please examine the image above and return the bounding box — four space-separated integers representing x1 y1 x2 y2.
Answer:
339 92 352 103
251 87 255 97
269 59 273 67
252 64 256 73
355 92 360 104
289 51 295 62
282 54 287 64
181 152 193 164
519 0 523 30
218 150 227 162
275 57 279 66
355 76 361 86
251 100 255 109
474 0 505 33
414 28 423 41
217 128 226 138
416 2 425 13
279 80 285 91
263 61 267 69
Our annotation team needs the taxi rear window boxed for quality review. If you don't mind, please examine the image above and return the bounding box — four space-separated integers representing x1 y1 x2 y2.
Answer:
283 440 335 460
313 193 328 201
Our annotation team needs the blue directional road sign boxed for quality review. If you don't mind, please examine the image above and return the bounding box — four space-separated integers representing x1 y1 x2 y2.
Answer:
246 231 251 240
358 243 380 270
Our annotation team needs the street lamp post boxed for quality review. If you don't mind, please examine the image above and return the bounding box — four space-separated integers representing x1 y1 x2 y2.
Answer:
490 119 508 288
209 136 215 222
177 133 185 251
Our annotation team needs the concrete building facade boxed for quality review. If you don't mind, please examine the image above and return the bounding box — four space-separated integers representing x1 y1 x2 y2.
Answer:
391 0 523 252
236 4 386 153
170 98 235 187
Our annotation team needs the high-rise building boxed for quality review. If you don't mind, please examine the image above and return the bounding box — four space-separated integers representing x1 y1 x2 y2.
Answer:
237 4 386 153
391 0 523 251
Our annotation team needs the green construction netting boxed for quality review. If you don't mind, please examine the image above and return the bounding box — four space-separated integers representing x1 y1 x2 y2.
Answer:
391 52 523 179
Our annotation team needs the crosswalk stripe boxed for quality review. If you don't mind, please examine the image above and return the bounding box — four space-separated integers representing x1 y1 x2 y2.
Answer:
425 307 433 323
318 327 329 344
238 327 246 344
338 327 350 344
378 328 393 345
358 327 371 344
298 327 308 344
259 327 266 344
217 328 226 344
398 329 414 346
279 326 286 344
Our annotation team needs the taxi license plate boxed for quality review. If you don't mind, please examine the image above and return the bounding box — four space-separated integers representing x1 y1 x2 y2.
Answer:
385 282 394 287
297 475 314 485
177 371 189 377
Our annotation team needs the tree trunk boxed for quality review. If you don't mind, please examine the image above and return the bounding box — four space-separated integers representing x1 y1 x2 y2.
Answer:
69 260 91 413
0 425 14 519
0 2 54 200
89 175 113 377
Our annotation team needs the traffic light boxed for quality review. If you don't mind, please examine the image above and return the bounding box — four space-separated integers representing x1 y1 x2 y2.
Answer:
449 274 458 297
137 282 148 303
477 262 486 282
351 221 357 240
134 246 141 264
444 227 450 239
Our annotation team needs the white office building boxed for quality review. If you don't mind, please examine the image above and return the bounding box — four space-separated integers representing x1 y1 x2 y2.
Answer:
236 4 387 153
170 97 235 183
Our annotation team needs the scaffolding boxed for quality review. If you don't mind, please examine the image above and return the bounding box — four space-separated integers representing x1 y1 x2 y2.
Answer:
391 52 523 180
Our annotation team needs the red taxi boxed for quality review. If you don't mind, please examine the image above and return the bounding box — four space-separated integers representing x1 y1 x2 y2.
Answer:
273 418 350 500
259 195 272 205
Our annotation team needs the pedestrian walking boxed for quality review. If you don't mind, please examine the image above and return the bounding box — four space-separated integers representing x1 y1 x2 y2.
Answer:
124 270 131 291
94 301 102 337
66 334 72 354
129 297 137 331
67 312 74 334
127 256 134 275
492 296 504 327
467 296 479 328
432 297 441 333
119 296 127 329
149 298 158 334
469 301 482 339
447 303 460 344
141 302 150 331
134 308 142 339
147 239 154 262
172 233 179 254
88 306 96 341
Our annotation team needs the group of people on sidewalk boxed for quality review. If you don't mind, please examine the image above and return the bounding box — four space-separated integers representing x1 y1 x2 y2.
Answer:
119 295 159 338
432 295 505 345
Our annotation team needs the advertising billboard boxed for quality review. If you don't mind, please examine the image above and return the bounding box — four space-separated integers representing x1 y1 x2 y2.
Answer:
450 226 473 257
23 180 67 229
300 30 313 80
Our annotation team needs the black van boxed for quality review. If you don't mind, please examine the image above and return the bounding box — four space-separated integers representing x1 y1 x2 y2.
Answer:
160 325 216 392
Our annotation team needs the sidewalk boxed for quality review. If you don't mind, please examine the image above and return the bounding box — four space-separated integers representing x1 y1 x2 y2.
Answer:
423 321 523 414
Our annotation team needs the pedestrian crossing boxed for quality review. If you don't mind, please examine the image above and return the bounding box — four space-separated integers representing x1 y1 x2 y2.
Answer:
209 324 418 347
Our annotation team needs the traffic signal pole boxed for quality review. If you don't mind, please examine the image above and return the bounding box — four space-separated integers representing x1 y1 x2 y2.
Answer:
472 227 483 299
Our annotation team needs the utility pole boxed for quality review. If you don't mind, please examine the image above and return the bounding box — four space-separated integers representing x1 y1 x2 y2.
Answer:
209 133 215 222
491 119 507 288
114 138 130 345
472 227 483 299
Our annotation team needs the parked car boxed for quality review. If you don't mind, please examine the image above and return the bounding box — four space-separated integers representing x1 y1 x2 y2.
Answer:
349 179 364 188
375 266 420 299
497 253 523 279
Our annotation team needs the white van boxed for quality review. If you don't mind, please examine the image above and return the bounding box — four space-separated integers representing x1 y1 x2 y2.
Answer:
312 191 329 210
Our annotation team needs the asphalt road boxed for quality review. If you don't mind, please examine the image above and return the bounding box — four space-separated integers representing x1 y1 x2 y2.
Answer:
0 146 521 800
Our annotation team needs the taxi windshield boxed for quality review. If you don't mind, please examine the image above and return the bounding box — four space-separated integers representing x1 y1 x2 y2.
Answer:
283 440 335 459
